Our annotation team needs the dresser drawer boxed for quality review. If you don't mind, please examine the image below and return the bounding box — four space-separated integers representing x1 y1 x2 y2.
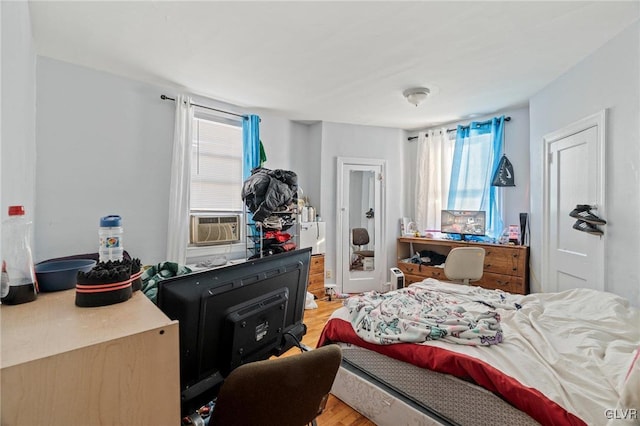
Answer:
310 254 324 274
307 254 325 299
397 262 445 280
475 272 526 295
307 272 325 299
483 247 523 276
404 274 428 285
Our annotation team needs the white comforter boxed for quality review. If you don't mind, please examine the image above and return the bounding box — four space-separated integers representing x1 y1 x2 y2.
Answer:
331 279 640 425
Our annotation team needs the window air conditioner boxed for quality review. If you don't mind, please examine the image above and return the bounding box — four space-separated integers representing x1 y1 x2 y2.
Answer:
190 215 240 246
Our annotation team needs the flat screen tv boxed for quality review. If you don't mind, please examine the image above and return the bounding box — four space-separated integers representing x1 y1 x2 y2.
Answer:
441 210 486 240
157 248 311 415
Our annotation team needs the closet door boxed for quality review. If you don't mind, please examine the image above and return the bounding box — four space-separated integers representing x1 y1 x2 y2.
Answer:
337 158 385 293
543 111 605 293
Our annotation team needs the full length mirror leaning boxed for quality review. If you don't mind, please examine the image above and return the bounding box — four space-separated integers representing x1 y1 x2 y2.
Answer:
349 170 376 272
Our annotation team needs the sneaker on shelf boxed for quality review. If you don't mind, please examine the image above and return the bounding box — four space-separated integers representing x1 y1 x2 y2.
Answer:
569 204 606 225
572 219 603 236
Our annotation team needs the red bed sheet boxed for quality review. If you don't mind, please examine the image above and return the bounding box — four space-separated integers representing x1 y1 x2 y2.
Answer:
318 316 585 426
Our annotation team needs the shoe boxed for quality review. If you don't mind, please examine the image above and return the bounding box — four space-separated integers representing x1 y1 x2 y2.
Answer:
569 205 606 225
572 220 603 236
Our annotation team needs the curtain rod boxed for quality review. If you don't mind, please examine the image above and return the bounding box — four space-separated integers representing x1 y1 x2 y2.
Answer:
407 116 511 141
160 95 247 119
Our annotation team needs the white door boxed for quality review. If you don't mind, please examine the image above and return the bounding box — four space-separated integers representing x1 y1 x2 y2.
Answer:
543 112 605 292
337 158 385 293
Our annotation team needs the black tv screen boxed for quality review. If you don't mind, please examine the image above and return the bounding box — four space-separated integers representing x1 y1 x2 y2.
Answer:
441 210 486 239
157 248 311 414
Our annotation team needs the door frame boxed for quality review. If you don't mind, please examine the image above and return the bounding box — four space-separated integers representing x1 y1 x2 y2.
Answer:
336 157 386 293
542 110 606 292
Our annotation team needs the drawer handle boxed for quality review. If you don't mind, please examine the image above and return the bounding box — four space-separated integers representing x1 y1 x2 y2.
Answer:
512 267 517 271
496 280 509 286
485 264 492 268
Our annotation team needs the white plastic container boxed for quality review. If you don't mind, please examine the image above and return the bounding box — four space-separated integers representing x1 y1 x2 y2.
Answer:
363 257 374 271
1 206 37 305
99 215 124 263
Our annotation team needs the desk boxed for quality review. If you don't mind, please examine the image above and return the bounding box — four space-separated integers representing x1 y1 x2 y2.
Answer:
397 237 529 294
1 290 180 425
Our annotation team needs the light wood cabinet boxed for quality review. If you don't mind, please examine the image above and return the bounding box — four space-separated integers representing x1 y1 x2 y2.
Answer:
397 237 529 294
1 290 180 425
307 254 325 299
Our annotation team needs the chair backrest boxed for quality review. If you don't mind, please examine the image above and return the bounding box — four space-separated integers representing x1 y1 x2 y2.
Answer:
352 228 370 246
444 247 486 285
208 344 343 426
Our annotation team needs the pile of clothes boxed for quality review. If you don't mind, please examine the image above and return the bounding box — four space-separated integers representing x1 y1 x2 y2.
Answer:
241 167 298 223
241 167 299 259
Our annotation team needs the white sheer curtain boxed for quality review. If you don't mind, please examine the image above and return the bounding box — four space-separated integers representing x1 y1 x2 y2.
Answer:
166 95 194 264
414 128 455 233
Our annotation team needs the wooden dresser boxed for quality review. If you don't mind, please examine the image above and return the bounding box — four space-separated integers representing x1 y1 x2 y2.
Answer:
307 254 325 299
1 290 180 425
397 237 529 294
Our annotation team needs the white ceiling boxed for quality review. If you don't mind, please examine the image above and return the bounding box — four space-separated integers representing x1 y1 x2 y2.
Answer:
28 1 639 130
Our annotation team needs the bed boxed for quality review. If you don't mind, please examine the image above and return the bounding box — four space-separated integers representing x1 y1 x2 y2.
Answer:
317 279 640 426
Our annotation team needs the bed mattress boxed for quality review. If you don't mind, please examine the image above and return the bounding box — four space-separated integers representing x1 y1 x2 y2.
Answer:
332 342 539 426
319 279 640 425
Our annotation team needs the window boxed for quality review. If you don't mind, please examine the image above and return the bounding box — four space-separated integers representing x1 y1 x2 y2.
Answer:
415 116 506 238
448 120 504 237
190 113 243 213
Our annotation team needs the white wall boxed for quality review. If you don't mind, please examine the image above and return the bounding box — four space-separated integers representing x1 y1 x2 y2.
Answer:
256 113 300 171
34 57 300 265
319 122 405 289
1 1 36 229
403 105 531 232
289 122 322 213
35 57 175 264
529 22 639 306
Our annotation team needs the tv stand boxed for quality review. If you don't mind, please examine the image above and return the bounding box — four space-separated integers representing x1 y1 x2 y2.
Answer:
396 237 529 294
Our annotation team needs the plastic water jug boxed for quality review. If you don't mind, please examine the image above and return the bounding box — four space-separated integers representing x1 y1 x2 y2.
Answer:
99 215 124 263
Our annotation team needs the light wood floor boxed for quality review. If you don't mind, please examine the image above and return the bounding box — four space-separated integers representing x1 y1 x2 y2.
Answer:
282 297 376 426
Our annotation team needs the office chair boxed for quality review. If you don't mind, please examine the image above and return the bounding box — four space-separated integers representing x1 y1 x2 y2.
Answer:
208 344 343 426
444 247 486 285
352 228 374 258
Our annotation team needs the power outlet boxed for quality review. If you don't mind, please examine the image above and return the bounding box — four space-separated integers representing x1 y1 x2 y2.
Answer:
325 269 333 279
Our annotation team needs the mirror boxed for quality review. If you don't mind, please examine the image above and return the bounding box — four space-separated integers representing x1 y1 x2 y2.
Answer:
336 158 385 294
349 170 376 272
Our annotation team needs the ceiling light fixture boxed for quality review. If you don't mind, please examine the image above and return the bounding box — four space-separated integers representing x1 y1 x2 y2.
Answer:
403 87 431 107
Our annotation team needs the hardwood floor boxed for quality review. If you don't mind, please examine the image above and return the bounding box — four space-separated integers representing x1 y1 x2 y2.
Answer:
283 297 376 426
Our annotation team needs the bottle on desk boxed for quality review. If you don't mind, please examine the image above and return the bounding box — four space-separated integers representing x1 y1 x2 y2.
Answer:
99 215 124 263
1 206 37 305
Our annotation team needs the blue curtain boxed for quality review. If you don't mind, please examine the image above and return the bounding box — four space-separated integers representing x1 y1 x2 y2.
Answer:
447 116 505 238
242 115 261 180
